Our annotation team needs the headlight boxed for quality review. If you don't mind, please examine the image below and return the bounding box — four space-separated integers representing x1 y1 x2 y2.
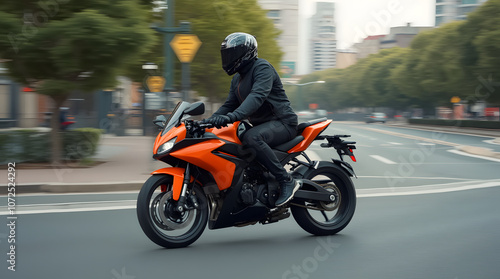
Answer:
157 137 177 155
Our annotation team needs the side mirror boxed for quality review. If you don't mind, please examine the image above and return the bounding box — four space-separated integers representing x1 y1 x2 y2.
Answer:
153 115 167 129
183 102 205 116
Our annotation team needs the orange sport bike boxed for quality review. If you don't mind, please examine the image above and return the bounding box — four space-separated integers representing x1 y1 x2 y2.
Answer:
137 101 357 248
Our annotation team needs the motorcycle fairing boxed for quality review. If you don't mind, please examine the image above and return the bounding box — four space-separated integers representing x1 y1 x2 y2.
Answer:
153 124 187 155
170 139 236 191
150 167 194 201
206 121 243 145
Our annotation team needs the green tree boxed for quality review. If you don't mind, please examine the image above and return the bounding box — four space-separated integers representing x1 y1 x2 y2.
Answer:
177 0 283 102
461 0 500 104
124 0 283 103
0 0 155 164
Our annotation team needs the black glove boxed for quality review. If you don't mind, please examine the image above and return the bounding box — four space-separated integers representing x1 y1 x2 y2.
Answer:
211 115 231 128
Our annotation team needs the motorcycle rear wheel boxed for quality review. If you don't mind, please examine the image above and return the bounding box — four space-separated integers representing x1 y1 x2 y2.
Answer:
137 175 208 248
291 166 356 236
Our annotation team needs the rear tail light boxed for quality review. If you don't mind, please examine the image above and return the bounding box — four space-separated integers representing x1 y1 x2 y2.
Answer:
349 148 356 162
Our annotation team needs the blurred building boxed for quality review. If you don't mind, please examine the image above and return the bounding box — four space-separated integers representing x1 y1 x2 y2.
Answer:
352 35 385 60
435 0 488 26
310 2 337 72
0 60 41 128
336 50 357 69
380 24 433 49
259 0 299 78
353 24 432 59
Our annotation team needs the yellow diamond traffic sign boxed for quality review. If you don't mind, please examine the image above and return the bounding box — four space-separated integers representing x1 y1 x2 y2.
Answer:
451 96 461 103
170 34 202 63
146 76 166 92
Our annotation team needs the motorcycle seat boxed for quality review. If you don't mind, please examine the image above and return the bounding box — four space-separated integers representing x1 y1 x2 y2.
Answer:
274 135 305 152
273 118 327 152
297 117 327 132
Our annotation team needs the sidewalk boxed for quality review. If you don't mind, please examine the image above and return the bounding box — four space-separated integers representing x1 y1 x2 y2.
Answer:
1 122 499 195
387 121 500 159
0 136 164 194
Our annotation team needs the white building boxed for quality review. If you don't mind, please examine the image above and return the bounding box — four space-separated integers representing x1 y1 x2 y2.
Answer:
435 0 487 26
259 0 299 78
310 2 336 72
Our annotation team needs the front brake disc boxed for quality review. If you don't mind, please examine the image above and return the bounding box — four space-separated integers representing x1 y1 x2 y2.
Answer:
157 191 194 230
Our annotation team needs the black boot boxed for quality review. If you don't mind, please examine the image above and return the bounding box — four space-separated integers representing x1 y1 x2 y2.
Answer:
275 176 301 207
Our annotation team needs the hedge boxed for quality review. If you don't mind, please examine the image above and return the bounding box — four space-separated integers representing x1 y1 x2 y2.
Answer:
0 128 102 164
408 119 500 129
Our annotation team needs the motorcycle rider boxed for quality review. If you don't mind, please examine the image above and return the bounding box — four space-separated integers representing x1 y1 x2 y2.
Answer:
206 32 300 207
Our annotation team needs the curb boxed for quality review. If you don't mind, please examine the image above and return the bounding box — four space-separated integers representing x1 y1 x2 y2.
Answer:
1 181 144 195
457 145 500 160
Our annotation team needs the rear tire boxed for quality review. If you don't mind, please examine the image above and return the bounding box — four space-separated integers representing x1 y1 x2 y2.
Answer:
291 166 356 236
137 175 208 248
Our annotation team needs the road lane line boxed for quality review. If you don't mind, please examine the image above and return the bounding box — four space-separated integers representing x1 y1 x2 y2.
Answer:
370 155 397 165
0 205 136 215
417 143 435 146
358 179 500 197
4 180 500 214
448 149 500 163
358 126 460 147
357 176 475 181
0 200 136 215
484 139 500 145
388 142 403 145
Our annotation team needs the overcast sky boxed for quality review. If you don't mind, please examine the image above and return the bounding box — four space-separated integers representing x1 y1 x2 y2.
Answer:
296 0 435 73
302 0 435 49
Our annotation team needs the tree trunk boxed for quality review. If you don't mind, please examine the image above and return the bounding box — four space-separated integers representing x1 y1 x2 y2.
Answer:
50 99 64 166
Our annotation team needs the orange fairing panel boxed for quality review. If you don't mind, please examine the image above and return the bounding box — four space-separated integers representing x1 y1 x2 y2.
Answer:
206 122 242 145
151 167 194 201
288 120 332 153
170 139 236 191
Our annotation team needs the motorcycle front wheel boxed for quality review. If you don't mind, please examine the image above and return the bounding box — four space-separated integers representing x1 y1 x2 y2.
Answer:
137 175 208 248
291 165 356 236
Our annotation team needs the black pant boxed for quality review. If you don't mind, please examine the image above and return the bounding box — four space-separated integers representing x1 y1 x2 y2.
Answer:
242 120 297 182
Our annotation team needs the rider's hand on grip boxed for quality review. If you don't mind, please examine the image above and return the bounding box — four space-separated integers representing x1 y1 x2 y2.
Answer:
208 115 231 128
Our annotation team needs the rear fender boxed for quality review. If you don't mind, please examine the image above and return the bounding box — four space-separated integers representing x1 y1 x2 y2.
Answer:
151 167 194 201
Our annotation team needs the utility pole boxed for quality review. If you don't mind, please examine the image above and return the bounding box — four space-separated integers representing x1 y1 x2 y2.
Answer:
151 0 190 93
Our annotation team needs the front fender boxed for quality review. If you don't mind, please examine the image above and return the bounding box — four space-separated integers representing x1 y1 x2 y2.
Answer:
151 167 194 201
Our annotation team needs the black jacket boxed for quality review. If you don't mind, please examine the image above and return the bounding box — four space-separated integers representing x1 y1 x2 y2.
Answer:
213 58 298 126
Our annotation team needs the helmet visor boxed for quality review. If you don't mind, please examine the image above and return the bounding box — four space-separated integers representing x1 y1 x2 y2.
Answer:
221 45 246 72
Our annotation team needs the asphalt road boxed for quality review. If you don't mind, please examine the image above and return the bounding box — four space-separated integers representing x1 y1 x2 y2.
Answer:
1 123 500 279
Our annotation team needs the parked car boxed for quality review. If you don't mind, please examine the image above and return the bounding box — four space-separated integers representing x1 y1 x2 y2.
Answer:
365 112 387 123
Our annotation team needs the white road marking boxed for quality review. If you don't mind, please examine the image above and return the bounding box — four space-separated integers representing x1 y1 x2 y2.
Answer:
388 142 403 145
359 126 460 147
305 150 321 161
357 176 475 181
370 155 397 165
4 179 500 214
448 149 500 163
358 179 500 198
0 200 136 215
417 143 435 146
483 139 500 145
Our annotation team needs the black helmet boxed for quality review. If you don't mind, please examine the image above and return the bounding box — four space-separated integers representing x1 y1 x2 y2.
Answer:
220 32 258 75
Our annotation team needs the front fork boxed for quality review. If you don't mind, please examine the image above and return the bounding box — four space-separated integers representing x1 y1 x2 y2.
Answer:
175 163 199 213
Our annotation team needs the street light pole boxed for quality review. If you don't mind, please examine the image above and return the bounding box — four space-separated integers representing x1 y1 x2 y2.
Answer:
284 80 325 111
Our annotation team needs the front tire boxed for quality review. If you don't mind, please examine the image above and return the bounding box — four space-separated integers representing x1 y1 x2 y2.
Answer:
291 165 356 236
137 175 208 248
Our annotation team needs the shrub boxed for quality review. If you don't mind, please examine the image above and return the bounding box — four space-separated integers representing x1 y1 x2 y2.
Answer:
0 128 102 164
